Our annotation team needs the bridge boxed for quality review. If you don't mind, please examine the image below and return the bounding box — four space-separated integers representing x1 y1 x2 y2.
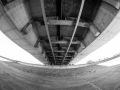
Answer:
0 0 120 65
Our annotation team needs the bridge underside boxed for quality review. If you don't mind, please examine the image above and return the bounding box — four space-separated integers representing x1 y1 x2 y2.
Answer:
0 0 119 65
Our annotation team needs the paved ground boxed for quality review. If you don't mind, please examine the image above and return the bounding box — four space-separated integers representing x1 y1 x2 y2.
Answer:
0 61 120 90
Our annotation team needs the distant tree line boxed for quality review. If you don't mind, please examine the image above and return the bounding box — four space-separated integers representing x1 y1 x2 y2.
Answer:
87 53 120 64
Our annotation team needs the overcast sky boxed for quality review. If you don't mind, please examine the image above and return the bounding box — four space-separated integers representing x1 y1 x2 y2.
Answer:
0 30 120 66
75 31 120 66
0 31 43 65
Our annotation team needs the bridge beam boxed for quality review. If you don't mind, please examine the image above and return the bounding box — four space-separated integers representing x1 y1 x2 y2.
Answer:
40 0 56 64
61 0 85 64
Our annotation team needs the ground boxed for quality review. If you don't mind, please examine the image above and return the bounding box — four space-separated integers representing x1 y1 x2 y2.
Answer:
0 61 120 90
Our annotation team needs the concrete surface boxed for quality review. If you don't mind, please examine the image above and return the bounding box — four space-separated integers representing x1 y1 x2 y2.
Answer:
0 1 48 64
71 1 120 64
0 0 120 65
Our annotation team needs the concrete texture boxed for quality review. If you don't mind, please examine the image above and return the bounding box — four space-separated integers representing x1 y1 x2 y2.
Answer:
71 1 120 64
0 0 120 65
0 1 47 64
0 61 120 90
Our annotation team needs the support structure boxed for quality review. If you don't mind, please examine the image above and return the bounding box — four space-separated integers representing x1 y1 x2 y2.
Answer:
40 0 56 64
46 50 76 53
61 0 85 64
21 19 33 35
47 20 90 27
34 17 90 27
48 56 72 58
34 37 40 48
51 40 80 44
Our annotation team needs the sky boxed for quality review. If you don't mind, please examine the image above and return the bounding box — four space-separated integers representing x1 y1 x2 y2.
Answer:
0 31 43 65
75 31 120 66
0 29 120 66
